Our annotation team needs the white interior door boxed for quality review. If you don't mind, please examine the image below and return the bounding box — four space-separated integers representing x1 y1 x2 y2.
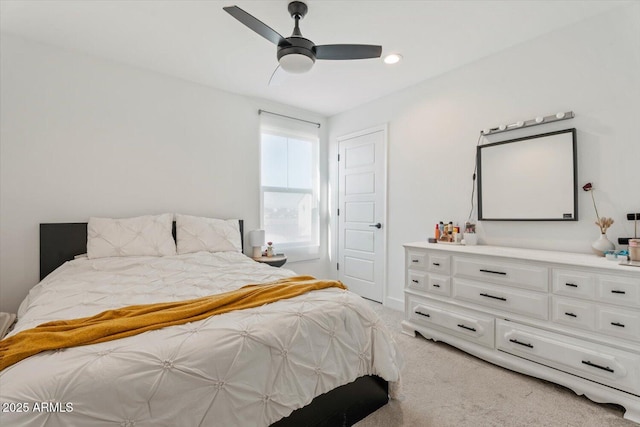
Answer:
337 126 386 302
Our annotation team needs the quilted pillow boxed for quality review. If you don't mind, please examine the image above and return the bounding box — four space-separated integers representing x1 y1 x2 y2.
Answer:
176 214 242 254
87 214 177 259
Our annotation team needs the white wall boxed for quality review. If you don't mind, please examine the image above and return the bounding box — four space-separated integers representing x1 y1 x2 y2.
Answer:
0 35 330 313
329 4 640 310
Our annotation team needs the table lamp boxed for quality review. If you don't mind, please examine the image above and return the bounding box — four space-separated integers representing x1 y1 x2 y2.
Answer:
249 229 265 259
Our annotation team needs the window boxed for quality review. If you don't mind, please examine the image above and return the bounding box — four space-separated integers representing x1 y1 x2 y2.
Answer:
260 115 319 261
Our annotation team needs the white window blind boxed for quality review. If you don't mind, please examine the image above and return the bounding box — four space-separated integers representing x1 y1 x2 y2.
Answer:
260 113 320 261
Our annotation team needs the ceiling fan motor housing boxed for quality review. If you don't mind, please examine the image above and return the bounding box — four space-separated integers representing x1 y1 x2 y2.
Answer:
278 37 316 73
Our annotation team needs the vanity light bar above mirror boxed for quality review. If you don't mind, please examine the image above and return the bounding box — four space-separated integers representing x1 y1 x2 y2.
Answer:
482 111 575 136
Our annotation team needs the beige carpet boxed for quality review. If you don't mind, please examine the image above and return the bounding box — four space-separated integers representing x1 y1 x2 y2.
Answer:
355 301 637 427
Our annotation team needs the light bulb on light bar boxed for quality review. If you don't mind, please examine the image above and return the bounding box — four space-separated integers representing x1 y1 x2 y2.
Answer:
481 111 573 135
383 53 403 64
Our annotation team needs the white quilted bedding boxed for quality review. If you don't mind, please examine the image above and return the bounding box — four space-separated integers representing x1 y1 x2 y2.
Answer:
0 252 401 427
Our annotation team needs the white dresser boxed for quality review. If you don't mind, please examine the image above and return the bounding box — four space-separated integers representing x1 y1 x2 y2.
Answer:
402 242 640 423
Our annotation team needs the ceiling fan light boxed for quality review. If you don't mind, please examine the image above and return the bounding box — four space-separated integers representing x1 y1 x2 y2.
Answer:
383 53 402 64
279 53 315 74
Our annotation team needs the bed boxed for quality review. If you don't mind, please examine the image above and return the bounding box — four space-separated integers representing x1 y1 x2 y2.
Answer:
0 215 401 427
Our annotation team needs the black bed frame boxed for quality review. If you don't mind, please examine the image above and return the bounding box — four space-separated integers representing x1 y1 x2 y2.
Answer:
38 221 389 426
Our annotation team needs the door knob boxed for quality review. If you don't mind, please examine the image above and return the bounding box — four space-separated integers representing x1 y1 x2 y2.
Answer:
369 223 382 229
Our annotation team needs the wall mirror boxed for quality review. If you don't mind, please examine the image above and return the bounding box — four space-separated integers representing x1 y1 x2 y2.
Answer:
477 128 577 221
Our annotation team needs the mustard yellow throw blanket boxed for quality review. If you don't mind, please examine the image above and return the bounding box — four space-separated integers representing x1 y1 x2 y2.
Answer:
0 275 346 371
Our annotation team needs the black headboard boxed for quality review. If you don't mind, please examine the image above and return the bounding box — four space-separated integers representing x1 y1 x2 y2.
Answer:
39 219 244 280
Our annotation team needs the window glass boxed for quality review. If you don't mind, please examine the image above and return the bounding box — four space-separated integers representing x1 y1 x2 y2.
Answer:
287 138 312 189
261 134 287 188
263 191 312 245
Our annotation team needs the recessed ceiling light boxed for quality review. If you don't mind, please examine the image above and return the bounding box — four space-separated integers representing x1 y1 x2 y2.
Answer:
383 53 403 65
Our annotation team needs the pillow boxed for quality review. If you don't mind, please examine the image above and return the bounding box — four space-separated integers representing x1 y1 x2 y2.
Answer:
176 214 242 254
87 213 177 259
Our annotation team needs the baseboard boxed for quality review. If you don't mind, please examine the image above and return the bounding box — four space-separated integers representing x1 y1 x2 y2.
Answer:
384 296 404 312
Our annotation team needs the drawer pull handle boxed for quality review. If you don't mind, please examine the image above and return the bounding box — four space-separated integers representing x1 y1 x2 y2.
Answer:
582 360 614 373
611 322 625 328
479 269 507 276
565 283 578 288
457 324 476 332
509 338 534 349
433 284 441 288
480 293 507 301
412 259 419 263
564 312 577 318
432 262 440 266
411 279 419 284
611 290 626 295
415 311 430 318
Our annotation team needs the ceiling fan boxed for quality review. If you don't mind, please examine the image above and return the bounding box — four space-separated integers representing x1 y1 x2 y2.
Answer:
223 1 382 79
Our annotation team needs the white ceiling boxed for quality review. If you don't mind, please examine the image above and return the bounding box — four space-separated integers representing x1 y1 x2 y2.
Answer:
0 0 629 116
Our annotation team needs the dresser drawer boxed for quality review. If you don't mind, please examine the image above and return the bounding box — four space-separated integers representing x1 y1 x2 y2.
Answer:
552 296 595 331
453 256 548 292
407 250 427 269
597 275 640 308
407 270 428 292
496 319 640 395
426 274 451 297
427 254 451 275
597 305 640 342
453 278 548 320
552 269 596 299
408 295 494 348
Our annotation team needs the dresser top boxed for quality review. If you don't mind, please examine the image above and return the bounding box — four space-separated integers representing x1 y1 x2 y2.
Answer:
404 242 640 274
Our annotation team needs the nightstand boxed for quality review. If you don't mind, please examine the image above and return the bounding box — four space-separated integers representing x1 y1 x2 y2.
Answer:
253 254 287 267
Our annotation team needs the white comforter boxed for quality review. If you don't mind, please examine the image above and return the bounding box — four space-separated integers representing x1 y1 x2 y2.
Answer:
0 252 401 427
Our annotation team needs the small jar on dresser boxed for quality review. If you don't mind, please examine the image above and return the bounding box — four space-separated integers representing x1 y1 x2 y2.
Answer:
402 242 640 424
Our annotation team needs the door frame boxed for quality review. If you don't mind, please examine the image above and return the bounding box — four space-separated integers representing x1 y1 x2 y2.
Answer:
335 124 388 304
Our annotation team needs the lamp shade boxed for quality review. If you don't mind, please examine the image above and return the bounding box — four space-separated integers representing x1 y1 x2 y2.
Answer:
249 229 265 247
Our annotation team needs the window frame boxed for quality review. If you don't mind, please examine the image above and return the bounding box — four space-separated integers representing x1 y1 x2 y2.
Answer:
259 128 320 262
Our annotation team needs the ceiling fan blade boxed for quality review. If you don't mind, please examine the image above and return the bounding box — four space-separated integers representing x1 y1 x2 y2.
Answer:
268 65 289 86
315 44 382 60
223 6 288 46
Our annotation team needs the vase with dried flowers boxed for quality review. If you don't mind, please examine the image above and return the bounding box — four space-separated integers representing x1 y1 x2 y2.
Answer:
582 182 615 256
